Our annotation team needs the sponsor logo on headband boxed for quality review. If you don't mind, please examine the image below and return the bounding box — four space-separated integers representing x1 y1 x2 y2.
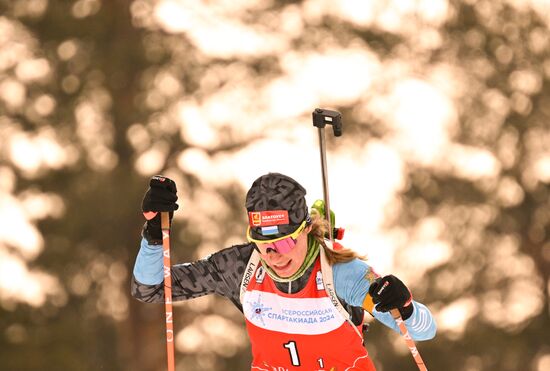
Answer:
248 210 289 227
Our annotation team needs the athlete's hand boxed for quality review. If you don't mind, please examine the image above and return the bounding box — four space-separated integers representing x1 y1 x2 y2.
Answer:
368 275 413 320
141 175 178 244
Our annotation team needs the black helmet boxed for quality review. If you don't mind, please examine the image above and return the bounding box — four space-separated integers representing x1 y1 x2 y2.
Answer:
245 173 310 241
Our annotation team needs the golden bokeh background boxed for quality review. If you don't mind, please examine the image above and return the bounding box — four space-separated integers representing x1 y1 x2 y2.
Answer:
0 1 549 370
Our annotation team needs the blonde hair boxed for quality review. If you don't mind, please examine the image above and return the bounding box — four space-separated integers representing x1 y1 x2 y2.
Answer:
308 214 366 265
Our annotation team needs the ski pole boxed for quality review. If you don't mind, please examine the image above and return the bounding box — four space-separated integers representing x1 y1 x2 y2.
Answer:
390 309 428 371
161 212 176 371
376 273 429 370
312 108 342 241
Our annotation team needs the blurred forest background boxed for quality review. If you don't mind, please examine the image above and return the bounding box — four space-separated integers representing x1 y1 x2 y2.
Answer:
1 0 549 370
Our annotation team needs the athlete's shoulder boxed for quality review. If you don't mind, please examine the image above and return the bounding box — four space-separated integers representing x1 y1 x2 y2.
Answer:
333 258 372 275
333 259 379 290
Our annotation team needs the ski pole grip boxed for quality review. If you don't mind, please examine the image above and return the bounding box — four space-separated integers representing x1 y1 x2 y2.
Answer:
161 212 170 230
312 108 343 137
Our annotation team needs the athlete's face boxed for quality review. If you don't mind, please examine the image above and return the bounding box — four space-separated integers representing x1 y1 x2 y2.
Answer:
256 226 311 278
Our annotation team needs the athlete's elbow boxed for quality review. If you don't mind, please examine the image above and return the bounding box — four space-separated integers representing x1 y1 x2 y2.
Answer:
131 276 164 303
131 290 159 304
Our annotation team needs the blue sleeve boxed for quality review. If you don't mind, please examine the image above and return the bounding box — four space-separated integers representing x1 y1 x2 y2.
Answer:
371 302 437 341
333 259 437 341
133 238 164 284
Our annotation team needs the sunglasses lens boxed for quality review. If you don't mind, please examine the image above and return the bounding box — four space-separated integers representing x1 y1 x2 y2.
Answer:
268 237 296 254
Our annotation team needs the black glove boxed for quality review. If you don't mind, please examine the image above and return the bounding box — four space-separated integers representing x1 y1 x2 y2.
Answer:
368 275 414 320
141 175 178 244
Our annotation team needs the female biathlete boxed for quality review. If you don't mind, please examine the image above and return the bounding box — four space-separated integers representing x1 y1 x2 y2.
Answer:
132 173 436 370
